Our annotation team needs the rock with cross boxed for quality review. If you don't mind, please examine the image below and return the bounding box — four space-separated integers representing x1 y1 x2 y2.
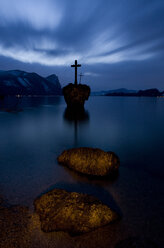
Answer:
62 60 90 110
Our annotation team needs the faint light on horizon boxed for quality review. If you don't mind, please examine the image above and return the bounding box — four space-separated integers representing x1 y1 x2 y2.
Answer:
0 44 155 66
84 72 100 77
0 30 156 68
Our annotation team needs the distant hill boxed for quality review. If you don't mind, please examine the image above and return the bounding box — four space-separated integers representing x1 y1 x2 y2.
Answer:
92 88 163 97
91 88 137 96
137 88 161 96
105 88 162 97
0 70 62 96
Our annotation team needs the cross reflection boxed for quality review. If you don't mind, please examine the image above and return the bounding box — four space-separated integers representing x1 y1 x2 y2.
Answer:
63 108 90 147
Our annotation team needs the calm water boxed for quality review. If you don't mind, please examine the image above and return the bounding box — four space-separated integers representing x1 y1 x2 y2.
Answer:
0 96 164 245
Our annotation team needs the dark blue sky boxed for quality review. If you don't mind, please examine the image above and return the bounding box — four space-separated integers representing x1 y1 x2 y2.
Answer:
0 0 164 91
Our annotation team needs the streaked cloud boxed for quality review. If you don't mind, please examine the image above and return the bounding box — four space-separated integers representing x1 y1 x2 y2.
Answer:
0 0 164 89
84 72 100 77
0 0 62 30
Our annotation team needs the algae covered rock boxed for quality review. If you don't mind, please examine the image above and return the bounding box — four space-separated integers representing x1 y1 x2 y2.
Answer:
57 147 120 177
63 83 90 109
34 189 119 235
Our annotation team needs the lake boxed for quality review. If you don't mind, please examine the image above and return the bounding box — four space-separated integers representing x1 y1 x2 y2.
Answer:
0 96 163 247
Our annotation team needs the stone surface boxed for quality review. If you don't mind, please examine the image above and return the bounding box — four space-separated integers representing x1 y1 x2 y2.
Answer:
115 237 158 248
34 189 119 235
63 83 90 109
57 147 120 177
0 205 32 248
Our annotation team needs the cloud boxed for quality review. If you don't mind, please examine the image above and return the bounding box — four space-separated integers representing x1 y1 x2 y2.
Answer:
84 72 100 77
0 0 62 30
0 0 164 89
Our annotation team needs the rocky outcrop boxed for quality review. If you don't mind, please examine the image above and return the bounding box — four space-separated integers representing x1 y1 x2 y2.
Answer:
0 70 62 95
63 83 90 109
46 74 62 94
115 237 158 248
34 189 119 235
57 147 119 177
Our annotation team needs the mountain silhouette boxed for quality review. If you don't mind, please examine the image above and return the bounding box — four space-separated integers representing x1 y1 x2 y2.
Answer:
0 70 62 95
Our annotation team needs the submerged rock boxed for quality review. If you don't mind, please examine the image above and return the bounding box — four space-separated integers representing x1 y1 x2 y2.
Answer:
63 83 90 109
115 237 158 248
34 189 119 235
57 147 119 177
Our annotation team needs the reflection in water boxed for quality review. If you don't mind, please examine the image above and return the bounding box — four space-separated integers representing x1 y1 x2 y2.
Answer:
0 96 61 113
44 96 61 106
0 96 23 113
64 107 89 122
0 96 164 246
63 107 90 147
0 95 5 100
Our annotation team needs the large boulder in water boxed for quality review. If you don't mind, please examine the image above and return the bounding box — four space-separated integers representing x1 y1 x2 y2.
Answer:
34 189 119 235
63 83 90 109
57 147 120 177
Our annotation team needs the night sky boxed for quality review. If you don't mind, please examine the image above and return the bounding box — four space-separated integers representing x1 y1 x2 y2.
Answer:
0 0 164 91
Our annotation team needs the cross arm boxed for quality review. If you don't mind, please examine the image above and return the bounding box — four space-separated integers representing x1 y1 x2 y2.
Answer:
71 64 81 67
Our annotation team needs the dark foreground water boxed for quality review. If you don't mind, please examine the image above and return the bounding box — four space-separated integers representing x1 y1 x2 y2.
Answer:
0 96 164 246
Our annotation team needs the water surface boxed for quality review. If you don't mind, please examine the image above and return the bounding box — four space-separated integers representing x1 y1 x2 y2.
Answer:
0 96 163 246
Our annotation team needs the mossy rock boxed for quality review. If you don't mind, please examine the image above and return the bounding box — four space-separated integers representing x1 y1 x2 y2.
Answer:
63 83 90 109
58 147 120 177
34 189 119 235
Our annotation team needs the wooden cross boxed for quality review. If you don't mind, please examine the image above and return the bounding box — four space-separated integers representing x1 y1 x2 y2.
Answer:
71 60 81 85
